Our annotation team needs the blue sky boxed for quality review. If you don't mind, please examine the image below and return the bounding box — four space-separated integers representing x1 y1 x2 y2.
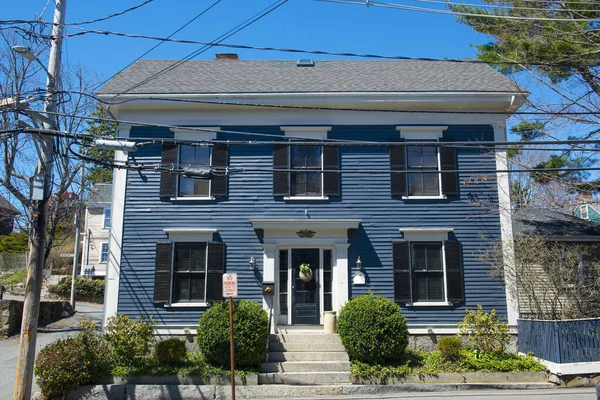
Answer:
5 0 489 82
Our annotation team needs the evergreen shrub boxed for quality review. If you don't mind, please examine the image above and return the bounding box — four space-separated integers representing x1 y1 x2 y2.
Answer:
437 336 463 361
104 314 155 368
196 300 268 368
155 338 187 365
338 293 408 364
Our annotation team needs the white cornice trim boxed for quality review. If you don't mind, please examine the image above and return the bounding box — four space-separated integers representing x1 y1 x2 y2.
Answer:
163 228 218 242
282 126 331 139
163 228 218 234
250 219 361 230
400 228 454 233
396 125 448 140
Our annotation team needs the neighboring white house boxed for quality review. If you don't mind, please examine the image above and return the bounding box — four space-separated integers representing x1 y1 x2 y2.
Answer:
80 183 112 278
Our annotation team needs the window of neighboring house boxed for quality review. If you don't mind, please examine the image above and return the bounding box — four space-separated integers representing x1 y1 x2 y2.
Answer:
172 243 207 303
178 145 211 197
411 242 444 302
100 242 109 263
581 204 589 220
103 208 111 229
290 145 323 196
407 142 440 196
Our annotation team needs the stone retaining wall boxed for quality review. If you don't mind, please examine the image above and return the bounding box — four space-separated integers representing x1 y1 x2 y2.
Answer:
0 299 72 338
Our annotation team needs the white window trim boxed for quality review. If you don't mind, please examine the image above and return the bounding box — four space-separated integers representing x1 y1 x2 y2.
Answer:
399 228 452 305
169 241 210 305
100 242 109 264
396 126 447 140
163 228 218 243
581 204 589 219
281 126 331 199
164 302 209 308
102 208 111 229
173 127 219 199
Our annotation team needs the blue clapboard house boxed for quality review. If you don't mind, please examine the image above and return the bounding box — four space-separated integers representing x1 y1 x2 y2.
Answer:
98 57 524 335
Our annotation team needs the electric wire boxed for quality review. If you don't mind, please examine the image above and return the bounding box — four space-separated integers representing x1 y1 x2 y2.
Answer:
91 0 224 92
68 0 155 25
316 0 600 22
410 0 600 13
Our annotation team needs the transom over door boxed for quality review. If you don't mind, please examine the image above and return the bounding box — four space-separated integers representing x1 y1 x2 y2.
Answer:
291 249 320 325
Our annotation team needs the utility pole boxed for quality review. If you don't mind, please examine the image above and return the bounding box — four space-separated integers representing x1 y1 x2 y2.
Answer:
70 164 85 310
13 1 66 399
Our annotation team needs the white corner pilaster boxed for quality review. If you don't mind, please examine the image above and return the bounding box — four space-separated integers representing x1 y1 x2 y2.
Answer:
262 244 277 333
333 244 350 312
494 123 518 327
103 124 131 327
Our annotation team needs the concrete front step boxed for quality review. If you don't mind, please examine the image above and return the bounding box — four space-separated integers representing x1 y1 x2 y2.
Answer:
261 361 351 373
270 333 343 345
269 342 346 352
258 372 352 385
267 351 349 362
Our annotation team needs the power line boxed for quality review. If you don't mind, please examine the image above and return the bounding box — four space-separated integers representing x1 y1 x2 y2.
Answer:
42 26 600 68
68 0 155 25
92 0 224 92
316 0 600 22
109 0 289 100
410 0 600 13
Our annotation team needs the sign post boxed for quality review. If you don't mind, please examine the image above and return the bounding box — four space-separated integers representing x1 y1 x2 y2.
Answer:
223 273 238 400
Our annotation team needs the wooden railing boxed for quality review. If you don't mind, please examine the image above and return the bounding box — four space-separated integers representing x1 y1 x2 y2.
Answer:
518 318 600 364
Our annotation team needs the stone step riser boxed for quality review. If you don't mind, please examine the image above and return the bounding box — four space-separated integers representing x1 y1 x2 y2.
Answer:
270 334 343 345
258 372 352 385
269 342 346 352
267 351 349 362
260 361 351 373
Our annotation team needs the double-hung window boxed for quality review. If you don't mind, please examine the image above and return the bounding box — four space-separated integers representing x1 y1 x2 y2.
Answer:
153 239 225 305
391 126 458 198
290 145 323 196
100 242 109 263
178 145 211 197
103 208 111 229
407 143 440 196
173 243 207 302
393 230 464 305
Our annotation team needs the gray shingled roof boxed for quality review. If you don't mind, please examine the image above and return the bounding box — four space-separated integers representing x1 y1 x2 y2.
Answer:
513 208 600 238
98 59 523 95
0 194 20 215
86 183 112 208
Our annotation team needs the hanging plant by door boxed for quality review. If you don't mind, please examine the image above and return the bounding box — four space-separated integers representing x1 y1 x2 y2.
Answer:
298 263 313 283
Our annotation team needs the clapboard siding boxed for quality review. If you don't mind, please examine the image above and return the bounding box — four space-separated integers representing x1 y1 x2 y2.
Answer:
117 125 506 326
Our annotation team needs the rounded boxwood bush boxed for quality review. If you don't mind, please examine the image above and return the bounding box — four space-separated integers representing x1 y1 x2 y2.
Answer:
155 338 187 364
197 300 268 368
338 293 408 364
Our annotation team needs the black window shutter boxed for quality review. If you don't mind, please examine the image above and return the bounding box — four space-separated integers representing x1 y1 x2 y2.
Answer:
390 142 407 197
444 240 464 303
323 146 339 197
273 144 289 197
211 145 228 197
160 143 178 198
154 243 173 304
393 241 412 303
440 139 459 196
206 242 225 303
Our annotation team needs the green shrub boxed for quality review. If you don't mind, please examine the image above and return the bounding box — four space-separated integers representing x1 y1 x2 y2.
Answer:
338 293 409 364
47 277 105 302
197 300 268 369
437 336 463 361
155 338 187 365
458 305 511 354
35 319 110 398
104 314 155 368
459 351 545 372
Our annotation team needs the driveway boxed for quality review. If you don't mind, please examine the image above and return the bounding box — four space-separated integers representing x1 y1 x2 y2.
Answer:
0 295 103 398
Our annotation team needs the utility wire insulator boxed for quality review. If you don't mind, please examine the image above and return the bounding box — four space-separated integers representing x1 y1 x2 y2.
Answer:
182 166 216 179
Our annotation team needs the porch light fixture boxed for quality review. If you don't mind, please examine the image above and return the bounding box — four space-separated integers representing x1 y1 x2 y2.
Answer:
249 256 257 270
356 256 363 271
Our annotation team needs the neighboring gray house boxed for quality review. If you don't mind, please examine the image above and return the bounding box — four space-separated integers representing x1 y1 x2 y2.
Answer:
0 194 20 236
512 208 600 319
97 58 525 334
80 183 112 278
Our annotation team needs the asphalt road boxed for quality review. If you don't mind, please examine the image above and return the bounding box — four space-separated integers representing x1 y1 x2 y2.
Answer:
0 296 103 399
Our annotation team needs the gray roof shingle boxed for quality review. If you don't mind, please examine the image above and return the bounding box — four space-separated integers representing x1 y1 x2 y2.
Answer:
513 208 600 238
0 194 20 215
98 59 523 95
86 183 112 208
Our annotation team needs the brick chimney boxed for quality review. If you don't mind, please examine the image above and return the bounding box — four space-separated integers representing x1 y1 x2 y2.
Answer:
215 54 239 61
577 192 593 203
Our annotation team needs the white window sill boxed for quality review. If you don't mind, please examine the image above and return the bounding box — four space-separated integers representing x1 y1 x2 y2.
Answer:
283 196 329 201
402 195 447 200
410 302 452 307
164 303 209 308
170 196 215 201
